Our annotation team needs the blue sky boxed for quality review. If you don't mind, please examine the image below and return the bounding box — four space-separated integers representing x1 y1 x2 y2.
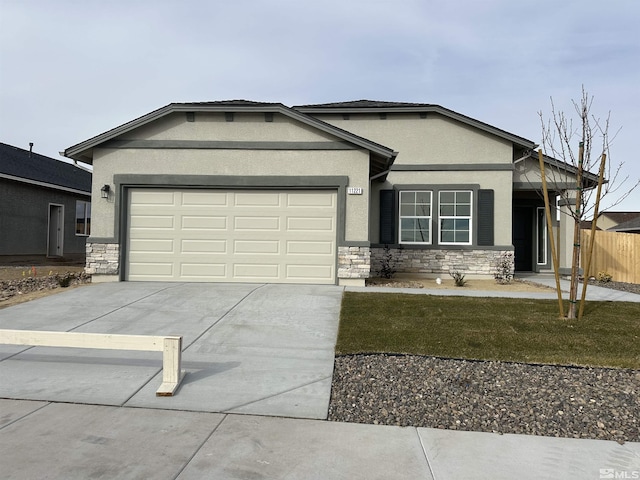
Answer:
1 0 638 211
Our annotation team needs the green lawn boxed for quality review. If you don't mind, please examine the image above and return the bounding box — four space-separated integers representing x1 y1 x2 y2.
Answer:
337 292 640 369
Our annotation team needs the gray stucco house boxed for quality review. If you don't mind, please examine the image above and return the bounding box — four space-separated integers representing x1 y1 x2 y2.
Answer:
63 100 590 285
1 142 92 263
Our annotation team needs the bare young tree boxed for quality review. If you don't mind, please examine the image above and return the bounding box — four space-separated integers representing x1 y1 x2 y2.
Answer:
538 87 639 319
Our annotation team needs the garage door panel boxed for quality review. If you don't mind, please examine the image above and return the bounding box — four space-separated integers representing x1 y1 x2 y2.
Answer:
182 216 227 230
234 217 280 231
235 192 281 207
127 189 336 283
128 262 174 277
286 264 334 279
233 264 280 279
180 263 227 278
130 191 177 206
129 239 175 253
234 240 280 254
286 241 333 255
130 215 175 229
181 239 227 253
287 192 335 207
287 217 334 232
181 191 228 206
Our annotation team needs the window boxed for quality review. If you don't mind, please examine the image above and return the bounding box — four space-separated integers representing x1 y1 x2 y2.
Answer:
399 191 432 244
537 207 547 265
75 200 91 236
439 191 472 244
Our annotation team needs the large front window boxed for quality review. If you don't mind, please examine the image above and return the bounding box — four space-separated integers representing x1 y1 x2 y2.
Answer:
399 191 432 244
439 191 472 244
75 200 91 236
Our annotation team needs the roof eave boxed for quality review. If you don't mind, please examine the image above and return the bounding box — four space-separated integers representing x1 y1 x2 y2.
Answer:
295 104 537 150
64 102 397 165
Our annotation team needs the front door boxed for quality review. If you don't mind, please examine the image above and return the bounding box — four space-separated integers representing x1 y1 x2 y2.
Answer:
48 204 64 257
513 206 532 271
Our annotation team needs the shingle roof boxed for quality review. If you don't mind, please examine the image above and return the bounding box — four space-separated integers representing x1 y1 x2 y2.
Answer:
607 216 640 232
294 100 537 149
296 100 437 109
602 211 640 225
0 142 91 193
179 100 282 107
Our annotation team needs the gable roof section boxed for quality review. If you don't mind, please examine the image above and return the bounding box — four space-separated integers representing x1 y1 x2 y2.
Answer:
601 211 640 225
528 151 601 188
63 101 398 178
0 142 91 195
607 216 640 232
294 100 537 149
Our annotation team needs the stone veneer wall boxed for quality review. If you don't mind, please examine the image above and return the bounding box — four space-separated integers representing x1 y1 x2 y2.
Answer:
338 246 370 280
85 242 120 275
370 247 513 277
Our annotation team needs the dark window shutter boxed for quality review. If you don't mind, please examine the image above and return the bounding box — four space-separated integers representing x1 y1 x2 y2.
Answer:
477 189 494 246
379 190 396 244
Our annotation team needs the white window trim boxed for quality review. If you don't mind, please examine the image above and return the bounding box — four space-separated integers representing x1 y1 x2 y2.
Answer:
75 200 91 237
438 190 473 246
537 207 548 265
399 190 432 245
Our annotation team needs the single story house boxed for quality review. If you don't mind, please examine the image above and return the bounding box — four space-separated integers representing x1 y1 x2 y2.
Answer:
63 100 593 285
0 142 92 263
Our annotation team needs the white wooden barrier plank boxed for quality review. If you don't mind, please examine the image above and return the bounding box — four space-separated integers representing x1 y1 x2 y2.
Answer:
0 329 186 396
157 336 186 396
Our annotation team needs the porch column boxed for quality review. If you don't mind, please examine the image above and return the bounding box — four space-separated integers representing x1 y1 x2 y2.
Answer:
557 194 575 275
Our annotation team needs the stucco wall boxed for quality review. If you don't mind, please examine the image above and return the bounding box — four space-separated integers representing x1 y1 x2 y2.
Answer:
318 112 515 247
0 179 89 256
314 113 513 165
369 170 513 246
513 157 576 187
120 112 339 143
90 114 372 244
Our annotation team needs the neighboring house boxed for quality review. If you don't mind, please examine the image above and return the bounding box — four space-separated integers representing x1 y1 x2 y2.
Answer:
0 142 92 262
63 100 593 285
607 217 640 234
595 211 640 232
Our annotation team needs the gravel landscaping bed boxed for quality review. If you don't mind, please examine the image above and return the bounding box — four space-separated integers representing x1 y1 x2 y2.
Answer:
0 273 90 301
588 279 640 295
329 354 640 443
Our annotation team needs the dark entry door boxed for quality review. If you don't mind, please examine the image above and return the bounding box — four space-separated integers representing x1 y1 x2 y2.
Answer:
513 207 532 271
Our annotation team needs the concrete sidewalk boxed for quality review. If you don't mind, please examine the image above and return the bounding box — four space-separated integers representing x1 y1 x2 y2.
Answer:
2 399 638 479
346 273 640 302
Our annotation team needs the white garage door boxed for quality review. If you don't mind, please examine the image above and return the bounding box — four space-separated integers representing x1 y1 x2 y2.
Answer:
126 189 337 284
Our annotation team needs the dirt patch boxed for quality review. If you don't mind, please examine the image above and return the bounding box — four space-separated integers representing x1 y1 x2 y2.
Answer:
0 265 85 282
0 266 91 310
366 276 555 292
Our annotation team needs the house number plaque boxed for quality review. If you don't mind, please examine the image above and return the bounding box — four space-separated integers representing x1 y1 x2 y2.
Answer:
347 187 363 195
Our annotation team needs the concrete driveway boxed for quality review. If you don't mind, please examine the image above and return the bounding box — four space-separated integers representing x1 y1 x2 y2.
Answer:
0 282 343 419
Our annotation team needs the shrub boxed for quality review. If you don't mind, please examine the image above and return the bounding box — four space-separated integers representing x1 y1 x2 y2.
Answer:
597 271 612 282
378 244 398 279
449 270 466 287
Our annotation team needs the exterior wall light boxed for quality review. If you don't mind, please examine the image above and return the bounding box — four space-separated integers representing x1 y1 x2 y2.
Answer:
100 184 111 199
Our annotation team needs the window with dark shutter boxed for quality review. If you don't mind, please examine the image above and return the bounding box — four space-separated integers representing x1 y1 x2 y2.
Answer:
477 189 494 246
379 190 396 244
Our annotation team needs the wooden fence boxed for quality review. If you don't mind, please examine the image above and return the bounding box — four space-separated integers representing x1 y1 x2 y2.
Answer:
580 230 640 284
